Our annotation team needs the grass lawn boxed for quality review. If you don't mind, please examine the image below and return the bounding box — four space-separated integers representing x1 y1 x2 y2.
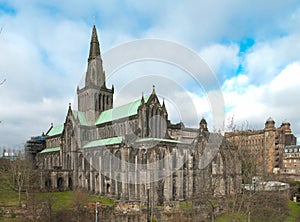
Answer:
179 201 192 210
36 191 114 210
216 212 247 222
0 188 114 210
285 201 300 222
216 200 300 222
37 191 74 211
0 184 26 207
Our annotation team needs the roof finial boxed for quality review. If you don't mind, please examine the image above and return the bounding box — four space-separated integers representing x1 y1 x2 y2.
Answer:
141 92 145 104
162 98 166 109
152 85 156 94
93 15 96 25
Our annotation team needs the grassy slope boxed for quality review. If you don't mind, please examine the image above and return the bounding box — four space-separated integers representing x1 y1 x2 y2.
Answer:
286 201 300 222
216 200 300 222
0 189 114 210
36 191 114 210
0 174 26 207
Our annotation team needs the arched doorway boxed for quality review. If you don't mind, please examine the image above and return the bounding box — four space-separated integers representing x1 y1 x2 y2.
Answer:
106 183 110 194
57 177 63 190
45 179 52 190
68 177 73 190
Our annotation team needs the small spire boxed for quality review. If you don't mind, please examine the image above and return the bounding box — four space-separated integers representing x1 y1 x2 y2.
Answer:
162 98 167 111
152 85 156 94
88 25 101 62
141 92 145 104
200 117 207 124
68 103 72 110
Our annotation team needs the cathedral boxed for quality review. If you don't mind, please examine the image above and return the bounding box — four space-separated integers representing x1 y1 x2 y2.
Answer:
29 26 241 205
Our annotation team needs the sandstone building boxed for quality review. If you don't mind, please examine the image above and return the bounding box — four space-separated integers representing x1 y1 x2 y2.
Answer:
27 26 241 205
282 145 300 175
225 118 296 176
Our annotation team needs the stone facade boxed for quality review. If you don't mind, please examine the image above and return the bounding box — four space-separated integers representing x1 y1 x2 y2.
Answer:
30 26 241 205
225 118 297 175
282 145 300 175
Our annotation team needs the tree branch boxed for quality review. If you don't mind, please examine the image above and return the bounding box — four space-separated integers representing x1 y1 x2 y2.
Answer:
0 79 6 85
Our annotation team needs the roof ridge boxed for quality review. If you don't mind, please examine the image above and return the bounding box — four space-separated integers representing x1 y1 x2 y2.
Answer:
102 95 151 113
46 124 64 136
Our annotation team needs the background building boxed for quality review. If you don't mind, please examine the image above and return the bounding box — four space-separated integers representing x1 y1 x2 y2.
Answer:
225 118 296 177
282 145 300 175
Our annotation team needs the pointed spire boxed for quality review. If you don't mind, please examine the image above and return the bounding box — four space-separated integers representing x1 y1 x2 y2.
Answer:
152 85 156 95
162 98 167 112
88 25 101 62
141 92 145 104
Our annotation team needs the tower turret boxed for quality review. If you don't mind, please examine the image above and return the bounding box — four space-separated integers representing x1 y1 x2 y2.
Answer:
265 117 275 130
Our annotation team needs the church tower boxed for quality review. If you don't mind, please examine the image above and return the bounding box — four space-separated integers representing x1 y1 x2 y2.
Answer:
77 26 114 124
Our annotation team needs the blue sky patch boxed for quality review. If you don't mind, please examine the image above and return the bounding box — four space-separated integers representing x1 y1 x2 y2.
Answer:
235 38 255 75
239 38 255 54
0 3 16 16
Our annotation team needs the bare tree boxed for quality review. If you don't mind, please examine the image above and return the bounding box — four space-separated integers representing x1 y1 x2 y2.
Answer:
0 158 35 207
72 190 89 222
222 121 291 222
11 159 33 206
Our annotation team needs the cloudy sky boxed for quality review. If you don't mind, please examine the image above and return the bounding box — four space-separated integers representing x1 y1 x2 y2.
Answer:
1 0 300 148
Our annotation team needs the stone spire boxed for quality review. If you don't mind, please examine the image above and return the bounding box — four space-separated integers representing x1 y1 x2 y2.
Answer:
162 98 167 111
88 25 101 62
84 25 105 88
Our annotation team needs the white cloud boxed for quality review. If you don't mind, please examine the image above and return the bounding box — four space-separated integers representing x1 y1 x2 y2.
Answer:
199 44 240 80
222 62 300 139
1 0 300 147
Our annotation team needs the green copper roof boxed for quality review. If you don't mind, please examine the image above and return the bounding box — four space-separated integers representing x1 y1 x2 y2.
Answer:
136 138 183 144
82 136 123 149
40 146 60 153
72 111 89 126
47 125 64 137
95 96 150 125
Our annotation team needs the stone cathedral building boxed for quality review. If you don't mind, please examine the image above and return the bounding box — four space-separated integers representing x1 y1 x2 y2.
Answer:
30 26 241 205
